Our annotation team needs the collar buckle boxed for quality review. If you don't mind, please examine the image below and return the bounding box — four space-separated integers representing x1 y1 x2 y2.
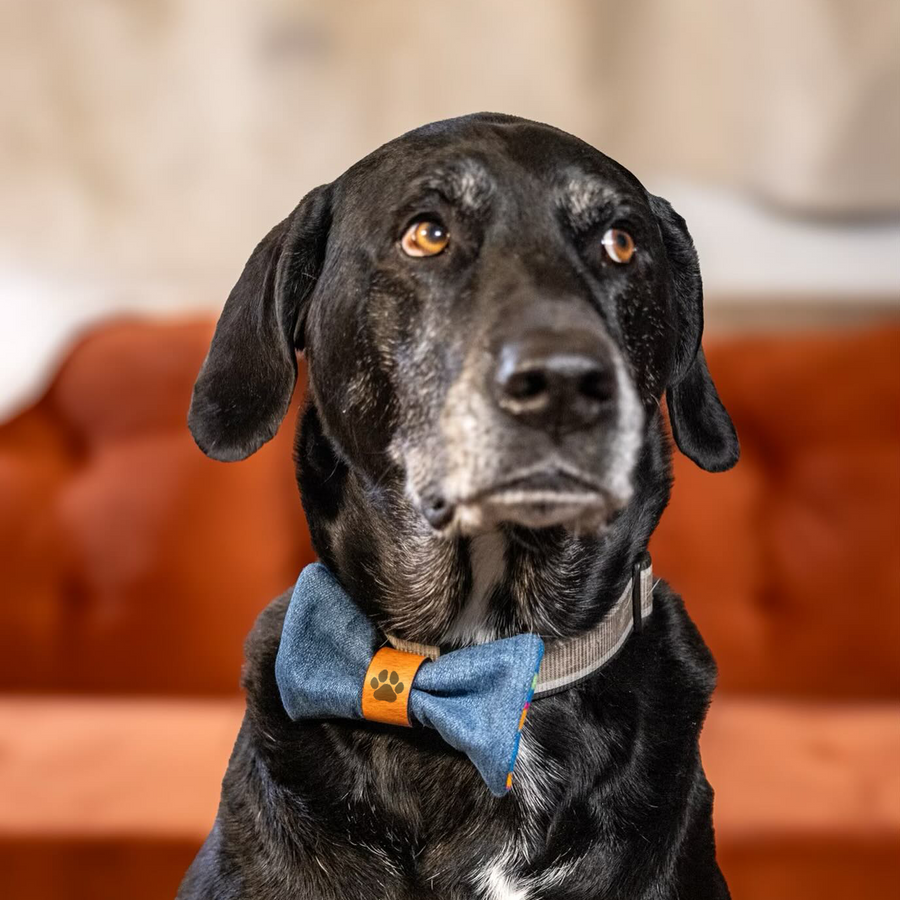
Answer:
631 551 652 634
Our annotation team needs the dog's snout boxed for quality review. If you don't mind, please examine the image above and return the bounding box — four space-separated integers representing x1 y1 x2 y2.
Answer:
493 331 616 434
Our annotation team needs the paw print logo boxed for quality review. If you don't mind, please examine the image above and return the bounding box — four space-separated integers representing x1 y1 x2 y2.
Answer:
371 669 404 703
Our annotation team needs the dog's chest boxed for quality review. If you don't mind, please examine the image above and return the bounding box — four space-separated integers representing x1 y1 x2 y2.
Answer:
471 851 581 900
414 735 584 900
474 738 580 899
475 860 534 900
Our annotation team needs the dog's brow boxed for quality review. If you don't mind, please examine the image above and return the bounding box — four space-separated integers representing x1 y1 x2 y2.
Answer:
417 160 494 212
561 176 618 228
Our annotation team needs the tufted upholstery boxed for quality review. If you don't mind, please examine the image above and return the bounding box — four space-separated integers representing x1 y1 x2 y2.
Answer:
655 324 900 698
0 320 311 694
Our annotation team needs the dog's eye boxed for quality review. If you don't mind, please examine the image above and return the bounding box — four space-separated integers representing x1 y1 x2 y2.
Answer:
601 228 635 264
401 220 450 257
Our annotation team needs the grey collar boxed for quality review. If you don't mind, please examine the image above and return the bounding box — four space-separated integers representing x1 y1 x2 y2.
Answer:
386 553 654 698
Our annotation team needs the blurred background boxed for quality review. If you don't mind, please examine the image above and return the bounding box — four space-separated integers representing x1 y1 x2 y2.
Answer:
1 1 898 898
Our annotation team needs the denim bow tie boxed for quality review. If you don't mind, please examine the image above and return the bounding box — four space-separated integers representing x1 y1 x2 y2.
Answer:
275 563 544 796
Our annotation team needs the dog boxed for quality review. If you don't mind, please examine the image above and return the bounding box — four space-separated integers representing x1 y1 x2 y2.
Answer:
178 113 738 899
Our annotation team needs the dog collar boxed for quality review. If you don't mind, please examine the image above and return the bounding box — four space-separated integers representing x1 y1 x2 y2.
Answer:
385 552 654 699
274 555 653 796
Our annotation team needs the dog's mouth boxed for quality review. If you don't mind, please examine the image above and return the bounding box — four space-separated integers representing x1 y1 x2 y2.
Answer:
424 466 626 533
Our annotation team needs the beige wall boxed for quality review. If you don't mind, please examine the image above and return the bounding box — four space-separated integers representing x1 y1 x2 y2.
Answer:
2 0 897 290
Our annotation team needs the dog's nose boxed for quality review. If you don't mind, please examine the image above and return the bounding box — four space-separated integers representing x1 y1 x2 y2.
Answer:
494 331 616 434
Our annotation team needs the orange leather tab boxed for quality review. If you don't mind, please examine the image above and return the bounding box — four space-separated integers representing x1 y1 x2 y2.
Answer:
362 647 427 727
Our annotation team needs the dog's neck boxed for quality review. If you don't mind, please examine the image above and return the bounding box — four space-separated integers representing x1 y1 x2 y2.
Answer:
297 405 670 647
443 530 507 644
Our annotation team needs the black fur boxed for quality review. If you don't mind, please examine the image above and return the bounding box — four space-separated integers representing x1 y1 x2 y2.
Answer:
180 113 737 899
189 184 332 461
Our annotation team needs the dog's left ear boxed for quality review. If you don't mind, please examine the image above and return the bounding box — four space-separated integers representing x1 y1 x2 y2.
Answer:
650 194 739 473
189 184 332 462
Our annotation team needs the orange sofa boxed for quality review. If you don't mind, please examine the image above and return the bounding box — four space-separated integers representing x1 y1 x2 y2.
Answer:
0 318 897 899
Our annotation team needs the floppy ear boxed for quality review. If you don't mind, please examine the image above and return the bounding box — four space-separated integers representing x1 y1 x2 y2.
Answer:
188 184 332 461
650 194 739 473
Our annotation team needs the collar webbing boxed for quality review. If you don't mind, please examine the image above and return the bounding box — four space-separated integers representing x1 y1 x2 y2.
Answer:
386 553 654 698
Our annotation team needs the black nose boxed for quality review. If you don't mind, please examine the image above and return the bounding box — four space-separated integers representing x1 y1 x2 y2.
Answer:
493 331 616 434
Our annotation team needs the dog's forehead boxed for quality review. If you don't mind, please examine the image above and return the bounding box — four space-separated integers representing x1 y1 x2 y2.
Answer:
337 115 646 211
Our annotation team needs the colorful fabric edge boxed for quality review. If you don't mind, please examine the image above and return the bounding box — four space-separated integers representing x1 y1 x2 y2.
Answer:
505 668 541 791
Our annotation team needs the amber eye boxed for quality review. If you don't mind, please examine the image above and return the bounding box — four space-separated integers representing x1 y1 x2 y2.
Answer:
601 228 636 264
401 220 450 257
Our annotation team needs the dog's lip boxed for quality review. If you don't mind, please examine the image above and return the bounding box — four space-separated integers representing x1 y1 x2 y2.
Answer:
437 465 623 532
460 466 606 506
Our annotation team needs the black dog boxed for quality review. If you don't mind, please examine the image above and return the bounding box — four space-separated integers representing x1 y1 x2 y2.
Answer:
179 113 738 899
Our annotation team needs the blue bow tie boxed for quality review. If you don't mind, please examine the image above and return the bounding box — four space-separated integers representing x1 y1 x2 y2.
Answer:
275 564 544 796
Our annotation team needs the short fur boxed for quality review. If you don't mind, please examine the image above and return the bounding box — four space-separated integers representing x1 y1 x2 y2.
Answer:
180 113 737 899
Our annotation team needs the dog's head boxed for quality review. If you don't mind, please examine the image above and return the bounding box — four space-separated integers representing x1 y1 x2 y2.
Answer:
189 114 738 538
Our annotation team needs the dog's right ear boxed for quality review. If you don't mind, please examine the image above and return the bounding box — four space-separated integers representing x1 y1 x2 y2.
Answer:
188 185 332 462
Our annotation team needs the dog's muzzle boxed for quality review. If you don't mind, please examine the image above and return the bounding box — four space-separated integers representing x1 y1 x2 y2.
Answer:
416 308 643 534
